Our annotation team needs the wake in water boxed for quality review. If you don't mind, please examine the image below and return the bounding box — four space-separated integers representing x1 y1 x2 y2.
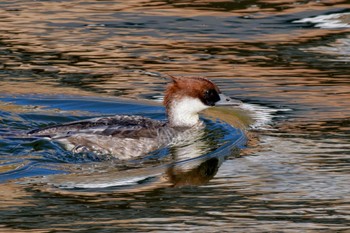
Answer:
0 92 290 190
293 12 350 29
28 102 287 190
240 103 291 130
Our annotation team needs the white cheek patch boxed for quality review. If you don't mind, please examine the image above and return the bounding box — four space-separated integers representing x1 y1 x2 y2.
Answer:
169 97 209 127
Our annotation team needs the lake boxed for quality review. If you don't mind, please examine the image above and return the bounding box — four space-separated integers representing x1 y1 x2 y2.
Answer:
0 0 349 232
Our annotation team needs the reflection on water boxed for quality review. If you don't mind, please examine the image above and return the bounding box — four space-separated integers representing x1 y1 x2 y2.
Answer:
1 0 350 232
294 12 350 29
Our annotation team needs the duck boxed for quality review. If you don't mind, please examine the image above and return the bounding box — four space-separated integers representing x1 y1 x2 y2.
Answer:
28 76 241 159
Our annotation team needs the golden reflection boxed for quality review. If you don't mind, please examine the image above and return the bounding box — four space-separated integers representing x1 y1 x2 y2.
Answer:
0 81 96 96
0 183 32 209
0 0 349 232
1 0 349 128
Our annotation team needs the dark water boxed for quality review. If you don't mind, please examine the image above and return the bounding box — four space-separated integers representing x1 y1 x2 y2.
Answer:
1 0 350 232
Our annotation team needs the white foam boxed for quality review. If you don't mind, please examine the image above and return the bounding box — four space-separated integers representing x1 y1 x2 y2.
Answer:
58 174 161 189
240 103 291 130
86 23 106 27
300 35 350 61
293 12 350 29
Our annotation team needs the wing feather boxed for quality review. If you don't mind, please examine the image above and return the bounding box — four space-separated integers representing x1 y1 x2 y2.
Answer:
28 115 166 139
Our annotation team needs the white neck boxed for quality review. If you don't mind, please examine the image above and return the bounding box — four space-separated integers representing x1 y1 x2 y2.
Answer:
167 97 209 128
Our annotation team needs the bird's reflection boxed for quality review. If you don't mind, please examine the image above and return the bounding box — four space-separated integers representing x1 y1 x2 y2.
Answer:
163 135 221 187
166 157 220 187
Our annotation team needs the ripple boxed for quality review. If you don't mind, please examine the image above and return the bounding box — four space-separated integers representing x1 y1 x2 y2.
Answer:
0 0 350 231
293 12 350 29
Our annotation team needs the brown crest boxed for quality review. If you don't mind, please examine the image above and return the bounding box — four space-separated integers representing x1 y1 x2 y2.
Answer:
163 75 221 111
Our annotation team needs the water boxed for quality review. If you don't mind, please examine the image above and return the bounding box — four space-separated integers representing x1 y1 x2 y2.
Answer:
0 0 349 232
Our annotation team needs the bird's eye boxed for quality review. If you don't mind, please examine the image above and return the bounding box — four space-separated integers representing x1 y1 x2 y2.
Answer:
201 89 220 106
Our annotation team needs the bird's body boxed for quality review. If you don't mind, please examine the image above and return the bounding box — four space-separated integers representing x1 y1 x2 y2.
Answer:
29 76 241 159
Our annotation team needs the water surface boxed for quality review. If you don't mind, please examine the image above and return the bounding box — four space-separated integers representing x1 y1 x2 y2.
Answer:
0 0 349 232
